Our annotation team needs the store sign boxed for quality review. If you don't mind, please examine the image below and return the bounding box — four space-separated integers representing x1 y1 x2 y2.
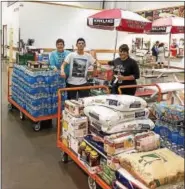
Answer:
93 19 114 26
150 26 167 33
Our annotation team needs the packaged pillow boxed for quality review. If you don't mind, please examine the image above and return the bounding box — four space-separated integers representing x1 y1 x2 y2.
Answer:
84 105 149 128
80 94 147 111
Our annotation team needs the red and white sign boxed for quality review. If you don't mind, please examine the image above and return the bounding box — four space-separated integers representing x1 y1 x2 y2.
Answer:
151 16 185 34
87 8 152 33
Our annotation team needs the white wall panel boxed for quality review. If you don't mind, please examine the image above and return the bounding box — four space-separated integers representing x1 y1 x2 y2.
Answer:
19 2 116 50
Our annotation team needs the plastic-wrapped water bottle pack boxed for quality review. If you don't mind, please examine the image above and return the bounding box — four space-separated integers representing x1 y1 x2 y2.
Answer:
12 64 67 117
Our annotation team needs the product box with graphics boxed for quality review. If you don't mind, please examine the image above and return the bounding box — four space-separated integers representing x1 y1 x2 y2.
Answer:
65 100 84 117
135 131 160 152
62 111 88 138
61 127 70 148
69 135 83 155
104 132 135 156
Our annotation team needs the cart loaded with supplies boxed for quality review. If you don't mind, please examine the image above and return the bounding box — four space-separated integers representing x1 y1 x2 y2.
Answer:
56 84 184 189
7 62 66 131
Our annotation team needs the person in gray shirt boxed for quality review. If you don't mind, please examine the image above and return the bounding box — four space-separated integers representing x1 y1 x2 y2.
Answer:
61 38 98 99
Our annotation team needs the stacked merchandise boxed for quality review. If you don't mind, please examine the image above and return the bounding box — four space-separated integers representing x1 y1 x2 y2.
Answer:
11 64 66 117
81 95 161 187
151 102 184 157
60 95 184 189
61 100 88 155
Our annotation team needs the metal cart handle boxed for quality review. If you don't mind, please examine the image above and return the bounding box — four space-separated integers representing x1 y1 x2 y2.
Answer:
57 85 110 144
118 84 162 102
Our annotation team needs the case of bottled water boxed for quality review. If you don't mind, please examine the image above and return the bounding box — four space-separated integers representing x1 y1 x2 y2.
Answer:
11 65 67 117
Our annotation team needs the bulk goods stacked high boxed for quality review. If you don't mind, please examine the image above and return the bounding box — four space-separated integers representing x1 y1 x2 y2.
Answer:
11 64 66 117
61 95 184 189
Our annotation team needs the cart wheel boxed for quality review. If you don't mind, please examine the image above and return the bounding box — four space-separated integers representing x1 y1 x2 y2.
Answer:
32 122 41 132
19 111 25 120
88 176 100 189
8 103 13 111
61 151 68 163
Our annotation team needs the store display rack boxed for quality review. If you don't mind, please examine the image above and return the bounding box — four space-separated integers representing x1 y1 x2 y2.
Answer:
57 85 111 189
7 66 58 131
84 138 107 159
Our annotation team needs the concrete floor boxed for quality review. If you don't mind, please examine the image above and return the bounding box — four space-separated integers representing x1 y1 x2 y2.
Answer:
2 62 88 189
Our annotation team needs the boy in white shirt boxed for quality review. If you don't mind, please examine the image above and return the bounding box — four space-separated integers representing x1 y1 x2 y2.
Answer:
61 38 97 99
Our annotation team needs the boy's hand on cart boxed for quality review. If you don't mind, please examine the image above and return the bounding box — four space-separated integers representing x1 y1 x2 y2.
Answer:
61 71 66 78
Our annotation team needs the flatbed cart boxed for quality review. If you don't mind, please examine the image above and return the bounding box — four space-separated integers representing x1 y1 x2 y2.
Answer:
57 85 111 189
142 82 184 105
7 66 58 132
118 84 162 113
118 84 162 102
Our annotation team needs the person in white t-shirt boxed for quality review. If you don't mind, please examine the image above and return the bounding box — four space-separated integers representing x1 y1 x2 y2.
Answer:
61 38 98 99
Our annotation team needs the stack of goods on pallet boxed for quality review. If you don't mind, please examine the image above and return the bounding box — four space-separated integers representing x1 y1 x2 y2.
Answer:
151 102 184 157
61 95 184 189
12 64 67 117
61 100 88 154
81 95 162 187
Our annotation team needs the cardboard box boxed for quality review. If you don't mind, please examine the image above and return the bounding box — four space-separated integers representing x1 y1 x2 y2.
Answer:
104 133 135 156
63 110 88 130
62 111 88 138
65 100 84 117
69 135 83 155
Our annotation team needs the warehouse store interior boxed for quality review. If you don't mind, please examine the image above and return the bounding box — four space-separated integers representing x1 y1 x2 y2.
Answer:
1 1 185 189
